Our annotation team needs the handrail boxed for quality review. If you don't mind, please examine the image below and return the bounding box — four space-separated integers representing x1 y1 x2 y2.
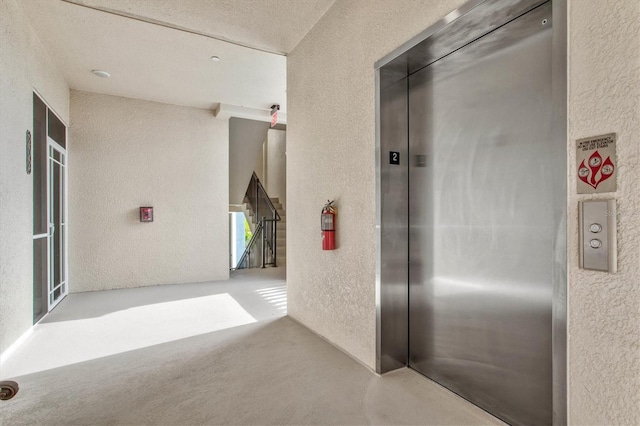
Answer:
234 221 263 270
250 172 280 223
233 172 281 270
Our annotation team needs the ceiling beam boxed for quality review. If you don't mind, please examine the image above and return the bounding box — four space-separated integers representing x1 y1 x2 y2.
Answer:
215 104 287 124
61 0 287 56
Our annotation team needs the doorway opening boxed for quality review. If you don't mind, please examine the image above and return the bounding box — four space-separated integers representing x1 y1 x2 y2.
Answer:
33 92 68 323
228 118 287 271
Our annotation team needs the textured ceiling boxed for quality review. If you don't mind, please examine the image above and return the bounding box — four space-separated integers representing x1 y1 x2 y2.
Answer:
68 0 337 55
17 0 335 111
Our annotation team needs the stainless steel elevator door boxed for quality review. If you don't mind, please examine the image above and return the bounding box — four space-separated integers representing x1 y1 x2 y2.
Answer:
408 3 555 426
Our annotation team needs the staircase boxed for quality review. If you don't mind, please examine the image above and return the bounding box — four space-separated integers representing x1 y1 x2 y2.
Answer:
234 173 283 269
244 197 285 267
271 198 286 266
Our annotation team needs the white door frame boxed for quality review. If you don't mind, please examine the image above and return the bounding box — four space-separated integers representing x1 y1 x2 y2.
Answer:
47 136 68 311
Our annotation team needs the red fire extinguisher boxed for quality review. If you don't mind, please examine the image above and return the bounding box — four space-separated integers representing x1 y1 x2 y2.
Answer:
321 200 336 250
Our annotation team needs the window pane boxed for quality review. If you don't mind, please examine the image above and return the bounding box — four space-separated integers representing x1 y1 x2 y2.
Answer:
33 94 47 235
52 160 61 288
33 237 47 323
48 109 66 148
61 164 65 223
60 225 65 282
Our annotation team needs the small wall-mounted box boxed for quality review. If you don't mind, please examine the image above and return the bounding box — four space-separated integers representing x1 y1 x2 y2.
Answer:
140 207 153 222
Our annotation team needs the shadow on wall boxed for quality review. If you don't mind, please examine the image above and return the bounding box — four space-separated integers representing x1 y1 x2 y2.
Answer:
128 207 152 224
229 118 270 205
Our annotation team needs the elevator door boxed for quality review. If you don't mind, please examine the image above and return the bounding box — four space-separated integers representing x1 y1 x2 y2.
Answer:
408 3 556 425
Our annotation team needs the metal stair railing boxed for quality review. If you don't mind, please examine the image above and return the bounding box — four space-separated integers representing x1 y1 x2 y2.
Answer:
233 172 281 269
234 221 263 269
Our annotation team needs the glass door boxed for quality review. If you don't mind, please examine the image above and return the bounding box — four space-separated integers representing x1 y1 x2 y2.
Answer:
33 93 68 321
48 139 67 309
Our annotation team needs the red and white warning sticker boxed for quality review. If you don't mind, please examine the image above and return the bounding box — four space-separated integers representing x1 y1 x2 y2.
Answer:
576 133 617 194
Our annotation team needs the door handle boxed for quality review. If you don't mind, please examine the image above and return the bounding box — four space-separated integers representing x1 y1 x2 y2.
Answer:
49 223 55 236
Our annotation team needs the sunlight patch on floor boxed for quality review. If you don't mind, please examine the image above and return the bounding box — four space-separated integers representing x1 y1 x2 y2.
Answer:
256 286 287 314
3 293 256 378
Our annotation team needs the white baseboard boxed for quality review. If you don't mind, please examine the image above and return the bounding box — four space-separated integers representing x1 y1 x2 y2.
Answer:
1 327 33 367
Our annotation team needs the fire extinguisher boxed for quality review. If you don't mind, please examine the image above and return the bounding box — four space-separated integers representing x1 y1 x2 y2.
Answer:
321 200 336 250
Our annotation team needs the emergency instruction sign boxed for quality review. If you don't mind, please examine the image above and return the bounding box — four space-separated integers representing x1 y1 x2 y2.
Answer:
576 133 617 194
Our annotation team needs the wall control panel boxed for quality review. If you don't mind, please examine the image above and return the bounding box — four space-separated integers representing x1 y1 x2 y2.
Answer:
579 199 617 272
140 207 153 223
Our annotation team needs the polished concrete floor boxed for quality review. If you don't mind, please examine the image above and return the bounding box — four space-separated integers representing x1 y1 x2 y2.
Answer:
1 268 502 425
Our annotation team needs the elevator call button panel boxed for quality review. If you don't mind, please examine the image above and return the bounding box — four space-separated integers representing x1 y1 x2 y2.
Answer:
579 199 616 272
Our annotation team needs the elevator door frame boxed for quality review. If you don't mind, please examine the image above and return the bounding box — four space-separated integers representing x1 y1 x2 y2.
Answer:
374 0 567 424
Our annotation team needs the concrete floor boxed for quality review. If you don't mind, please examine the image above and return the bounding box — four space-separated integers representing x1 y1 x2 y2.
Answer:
1 268 502 425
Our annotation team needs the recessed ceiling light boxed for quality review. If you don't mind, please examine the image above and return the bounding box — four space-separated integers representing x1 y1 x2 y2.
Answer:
92 70 111 78
210 56 221 62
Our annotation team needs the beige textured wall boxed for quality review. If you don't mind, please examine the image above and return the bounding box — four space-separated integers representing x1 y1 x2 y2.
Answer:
287 0 467 369
254 138 266 183
567 0 640 424
228 118 270 205
288 0 639 423
265 129 286 206
69 91 229 292
0 0 69 356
